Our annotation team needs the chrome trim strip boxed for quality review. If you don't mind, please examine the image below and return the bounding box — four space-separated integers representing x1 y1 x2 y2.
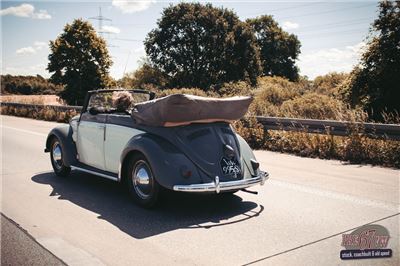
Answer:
71 166 119 181
173 171 269 193
118 163 122 182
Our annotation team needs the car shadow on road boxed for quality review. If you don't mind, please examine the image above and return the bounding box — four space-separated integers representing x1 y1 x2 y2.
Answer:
32 171 263 239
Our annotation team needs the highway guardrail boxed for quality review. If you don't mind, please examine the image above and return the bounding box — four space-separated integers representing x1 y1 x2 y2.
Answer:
256 116 400 141
2 102 399 140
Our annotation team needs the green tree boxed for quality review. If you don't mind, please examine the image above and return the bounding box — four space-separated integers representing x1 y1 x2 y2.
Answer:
119 60 168 90
144 3 261 90
246 15 301 81
344 1 400 120
47 19 112 105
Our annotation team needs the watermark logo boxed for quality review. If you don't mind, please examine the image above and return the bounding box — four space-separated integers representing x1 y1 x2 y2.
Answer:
340 224 392 260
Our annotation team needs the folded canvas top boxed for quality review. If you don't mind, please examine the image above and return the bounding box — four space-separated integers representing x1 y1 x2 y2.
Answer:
131 94 253 127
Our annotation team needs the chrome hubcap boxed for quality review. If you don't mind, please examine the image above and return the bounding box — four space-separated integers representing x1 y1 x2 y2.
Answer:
132 160 153 199
52 142 63 169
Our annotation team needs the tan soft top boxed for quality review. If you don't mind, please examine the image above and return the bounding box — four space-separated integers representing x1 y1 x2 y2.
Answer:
132 94 253 127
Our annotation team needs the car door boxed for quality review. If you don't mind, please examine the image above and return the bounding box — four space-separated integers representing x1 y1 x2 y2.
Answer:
104 115 145 173
76 94 109 170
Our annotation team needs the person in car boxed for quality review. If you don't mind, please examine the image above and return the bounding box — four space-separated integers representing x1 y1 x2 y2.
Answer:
112 91 134 114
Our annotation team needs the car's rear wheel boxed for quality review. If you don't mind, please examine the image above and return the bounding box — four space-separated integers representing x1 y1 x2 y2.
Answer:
50 137 70 177
126 154 160 208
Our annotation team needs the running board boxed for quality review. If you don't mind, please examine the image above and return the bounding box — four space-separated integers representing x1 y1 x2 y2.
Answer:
71 165 119 182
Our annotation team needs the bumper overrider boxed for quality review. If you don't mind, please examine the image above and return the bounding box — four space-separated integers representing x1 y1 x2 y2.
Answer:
173 171 269 193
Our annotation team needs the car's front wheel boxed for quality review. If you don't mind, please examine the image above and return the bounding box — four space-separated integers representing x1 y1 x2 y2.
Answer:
50 137 71 177
126 154 160 208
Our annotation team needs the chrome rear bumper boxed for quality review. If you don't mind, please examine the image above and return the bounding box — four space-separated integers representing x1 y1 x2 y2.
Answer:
173 171 269 193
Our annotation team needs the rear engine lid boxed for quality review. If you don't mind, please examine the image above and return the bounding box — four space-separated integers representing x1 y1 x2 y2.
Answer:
173 123 243 182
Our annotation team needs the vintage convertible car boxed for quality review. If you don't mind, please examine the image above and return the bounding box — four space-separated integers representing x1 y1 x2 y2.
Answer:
44 89 269 207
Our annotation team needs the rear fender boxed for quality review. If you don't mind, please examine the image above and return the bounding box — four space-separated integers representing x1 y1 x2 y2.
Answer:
236 134 258 176
45 125 77 167
120 134 205 189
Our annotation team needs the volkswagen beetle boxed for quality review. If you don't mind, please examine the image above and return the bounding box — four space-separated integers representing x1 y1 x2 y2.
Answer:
44 89 269 207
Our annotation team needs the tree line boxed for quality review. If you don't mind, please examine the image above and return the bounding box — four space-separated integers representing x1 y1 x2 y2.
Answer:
1 74 62 95
4 1 399 121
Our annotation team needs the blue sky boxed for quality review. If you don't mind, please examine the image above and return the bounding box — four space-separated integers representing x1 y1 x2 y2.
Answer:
1 0 379 80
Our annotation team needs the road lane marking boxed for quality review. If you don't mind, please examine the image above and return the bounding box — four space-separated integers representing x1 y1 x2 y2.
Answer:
1 126 47 137
243 212 400 265
38 237 105 266
269 179 399 212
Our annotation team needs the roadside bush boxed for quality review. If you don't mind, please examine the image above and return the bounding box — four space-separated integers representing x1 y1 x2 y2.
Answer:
250 85 301 116
312 72 348 96
155 88 218 98
1 74 63 95
233 117 266 149
279 93 347 120
1 105 78 123
219 81 254 97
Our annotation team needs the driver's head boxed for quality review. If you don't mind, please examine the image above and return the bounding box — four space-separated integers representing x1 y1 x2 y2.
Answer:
112 91 134 112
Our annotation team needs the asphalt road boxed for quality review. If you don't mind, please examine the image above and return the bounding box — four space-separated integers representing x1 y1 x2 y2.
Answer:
1 115 399 266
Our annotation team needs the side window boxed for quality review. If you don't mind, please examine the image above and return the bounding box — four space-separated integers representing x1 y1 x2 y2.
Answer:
88 92 113 111
131 93 151 104
86 91 153 115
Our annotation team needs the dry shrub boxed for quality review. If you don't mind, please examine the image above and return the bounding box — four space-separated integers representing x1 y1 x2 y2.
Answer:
219 81 253 97
233 117 266 149
234 120 399 168
312 72 348 96
1 105 78 123
43 108 57 121
249 77 302 116
279 93 347 120
156 88 218 98
0 95 62 105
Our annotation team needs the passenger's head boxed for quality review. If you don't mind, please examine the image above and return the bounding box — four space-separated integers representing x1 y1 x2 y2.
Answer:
112 91 134 112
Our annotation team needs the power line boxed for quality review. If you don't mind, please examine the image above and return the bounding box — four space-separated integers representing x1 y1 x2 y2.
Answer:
89 7 118 48
89 7 112 37
244 2 320 17
303 29 369 40
297 17 374 31
277 3 377 20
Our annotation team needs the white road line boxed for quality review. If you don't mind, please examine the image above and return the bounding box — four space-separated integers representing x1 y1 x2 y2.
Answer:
38 237 106 266
269 179 400 212
0 126 47 137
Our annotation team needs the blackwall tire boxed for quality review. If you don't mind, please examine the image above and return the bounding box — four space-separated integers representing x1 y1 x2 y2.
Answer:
126 154 160 208
50 137 71 177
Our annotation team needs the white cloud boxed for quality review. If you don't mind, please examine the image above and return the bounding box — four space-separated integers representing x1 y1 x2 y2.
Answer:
0 3 33 17
112 0 156 14
34 41 47 50
33 9 51 19
282 21 299 30
298 42 366 79
101 25 121 34
16 46 36 55
0 3 51 19
16 41 49 55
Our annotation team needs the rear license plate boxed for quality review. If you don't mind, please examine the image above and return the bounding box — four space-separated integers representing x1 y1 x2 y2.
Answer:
220 157 241 178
